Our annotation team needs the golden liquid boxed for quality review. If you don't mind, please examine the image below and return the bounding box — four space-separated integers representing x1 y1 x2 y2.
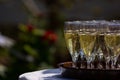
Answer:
105 34 116 48
105 33 120 56
116 34 120 55
64 32 74 56
64 31 96 61
80 33 96 57
64 32 81 62
105 33 116 49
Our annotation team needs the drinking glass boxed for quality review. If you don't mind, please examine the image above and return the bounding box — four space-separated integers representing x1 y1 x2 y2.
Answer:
64 21 82 65
79 21 97 64
64 21 97 68
64 20 120 69
105 21 120 68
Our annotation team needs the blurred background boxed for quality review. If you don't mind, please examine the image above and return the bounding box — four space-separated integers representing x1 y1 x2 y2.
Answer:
0 0 120 80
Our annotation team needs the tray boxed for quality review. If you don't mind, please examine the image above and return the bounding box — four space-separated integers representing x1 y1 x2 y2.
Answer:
59 62 120 80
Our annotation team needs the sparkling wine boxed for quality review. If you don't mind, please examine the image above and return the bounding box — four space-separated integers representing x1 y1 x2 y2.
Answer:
105 33 117 56
104 33 120 68
104 33 120 56
116 34 120 56
64 20 120 69
64 31 81 62
80 33 96 57
64 31 96 62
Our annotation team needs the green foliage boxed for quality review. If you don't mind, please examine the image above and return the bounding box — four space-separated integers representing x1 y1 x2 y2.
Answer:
0 24 58 80
0 0 74 80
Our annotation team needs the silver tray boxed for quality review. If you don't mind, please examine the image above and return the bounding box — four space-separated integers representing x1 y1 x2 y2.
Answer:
59 62 120 80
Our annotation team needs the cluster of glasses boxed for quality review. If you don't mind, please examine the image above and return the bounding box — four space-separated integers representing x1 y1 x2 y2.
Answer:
64 20 120 69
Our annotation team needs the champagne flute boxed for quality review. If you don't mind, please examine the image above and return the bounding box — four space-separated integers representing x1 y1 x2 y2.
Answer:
90 20 109 69
64 21 82 67
79 21 97 60
105 21 120 68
